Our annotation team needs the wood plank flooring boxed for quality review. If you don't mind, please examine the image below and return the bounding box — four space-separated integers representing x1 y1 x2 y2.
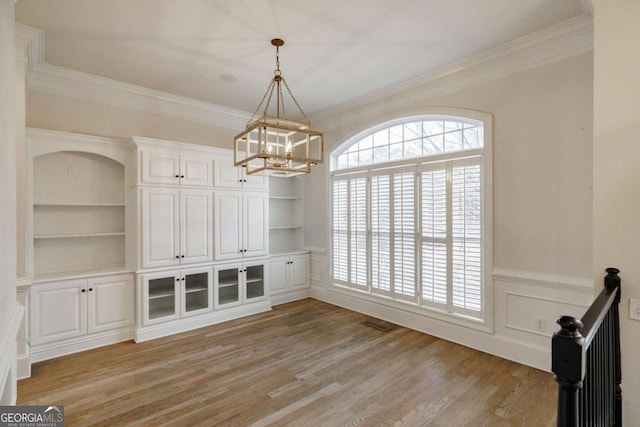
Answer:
18 299 557 426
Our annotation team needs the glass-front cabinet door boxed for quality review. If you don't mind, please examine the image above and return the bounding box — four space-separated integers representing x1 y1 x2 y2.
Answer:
182 267 212 317
143 272 180 325
215 266 240 308
245 264 265 301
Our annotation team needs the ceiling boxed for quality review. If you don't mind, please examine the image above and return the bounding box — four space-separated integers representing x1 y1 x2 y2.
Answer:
15 0 586 118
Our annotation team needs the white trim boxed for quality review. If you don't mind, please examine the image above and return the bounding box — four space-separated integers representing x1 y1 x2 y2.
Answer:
578 0 594 16
17 15 591 132
29 327 134 363
27 63 251 130
270 289 310 306
492 268 594 293
311 286 551 371
312 14 593 126
0 304 25 403
135 301 271 342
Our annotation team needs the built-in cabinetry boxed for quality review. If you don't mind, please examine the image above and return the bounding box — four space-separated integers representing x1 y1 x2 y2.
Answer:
140 187 212 268
214 261 267 308
130 137 272 343
268 177 310 304
140 266 212 325
29 273 134 362
28 128 135 363
213 191 269 260
213 154 268 190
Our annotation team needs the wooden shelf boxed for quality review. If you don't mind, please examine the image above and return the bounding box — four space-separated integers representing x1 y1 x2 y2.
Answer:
185 287 208 294
218 281 239 288
149 291 175 300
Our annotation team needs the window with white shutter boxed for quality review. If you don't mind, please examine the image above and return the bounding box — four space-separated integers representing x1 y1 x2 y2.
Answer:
330 114 490 323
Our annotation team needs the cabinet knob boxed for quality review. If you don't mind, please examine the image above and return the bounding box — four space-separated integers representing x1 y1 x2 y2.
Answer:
175 175 180 178
89 288 93 292
176 278 180 282
81 289 86 293
180 175 185 178
176 255 180 259
181 255 185 258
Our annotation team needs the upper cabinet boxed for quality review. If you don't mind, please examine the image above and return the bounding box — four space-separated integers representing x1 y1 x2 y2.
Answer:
140 151 213 187
131 136 218 188
213 154 268 190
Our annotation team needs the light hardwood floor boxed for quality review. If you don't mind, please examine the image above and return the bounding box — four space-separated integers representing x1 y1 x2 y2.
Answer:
18 299 557 426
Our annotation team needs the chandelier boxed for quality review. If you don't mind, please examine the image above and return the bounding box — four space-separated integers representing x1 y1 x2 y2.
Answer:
234 38 324 177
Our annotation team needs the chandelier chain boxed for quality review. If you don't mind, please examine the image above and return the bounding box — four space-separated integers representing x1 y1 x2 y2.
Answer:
282 77 310 124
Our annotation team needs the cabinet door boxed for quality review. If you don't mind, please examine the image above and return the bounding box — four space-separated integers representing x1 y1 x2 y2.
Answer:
243 192 269 258
213 159 243 188
213 192 242 260
215 265 241 308
242 170 268 190
269 257 289 294
290 254 310 290
141 151 180 185
30 280 87 345
141 188 180 268
182 267 213 317
180 190 213 264
87 274 135 334
244 262 266 302
142 271 180 325
180 155 213 187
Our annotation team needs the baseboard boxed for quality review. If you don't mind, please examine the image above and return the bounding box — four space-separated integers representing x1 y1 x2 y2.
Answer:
135 301 272 343
270 289 310 306
0 304 25 404
17 354 31 380
311 286 551 371
30 328 134 363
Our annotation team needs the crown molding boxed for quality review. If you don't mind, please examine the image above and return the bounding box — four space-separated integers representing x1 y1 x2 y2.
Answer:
14 24 44 71
311 13 593 126
18 13 592 132
578 0 594 16
27 63 251 130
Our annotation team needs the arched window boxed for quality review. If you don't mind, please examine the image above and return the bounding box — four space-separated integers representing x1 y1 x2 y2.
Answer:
330 112 492 322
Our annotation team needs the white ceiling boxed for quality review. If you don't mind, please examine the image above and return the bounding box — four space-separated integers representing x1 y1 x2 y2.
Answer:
15 0 586 118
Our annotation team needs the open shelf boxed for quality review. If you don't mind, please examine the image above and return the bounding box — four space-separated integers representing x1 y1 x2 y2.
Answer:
34 232 125 239
34 202 125 207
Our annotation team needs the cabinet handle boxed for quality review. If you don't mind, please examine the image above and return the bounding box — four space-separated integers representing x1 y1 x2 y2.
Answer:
181 255 185 258
176 255 180 259
89 288 93 291
175 175 180 178
176 278 180 282
81 289 86 293
181 175 185 178
243 179 247 183
182 277 185 281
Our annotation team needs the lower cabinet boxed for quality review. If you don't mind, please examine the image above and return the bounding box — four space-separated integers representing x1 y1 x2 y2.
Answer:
269 253 310 303
141 266 213 325
30 273 135 360
214 260 268 309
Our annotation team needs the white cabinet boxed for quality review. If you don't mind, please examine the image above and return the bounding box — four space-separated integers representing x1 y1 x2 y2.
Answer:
269 253 310 295
214 261 268 309
140 150 213 187
141 188 212 269
213 156 268 190
214 191 268 260
141 267 213 325
30 274 134 346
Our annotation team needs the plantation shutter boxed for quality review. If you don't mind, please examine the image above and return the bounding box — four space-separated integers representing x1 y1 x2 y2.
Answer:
420 164 448 307
371 173 391 294
332 179 349 284
451 158 482 314
392 168 417 301
350 176 368 288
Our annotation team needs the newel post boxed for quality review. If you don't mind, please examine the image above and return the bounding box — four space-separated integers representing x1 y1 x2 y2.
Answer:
552 315 585 427
605 267 622 427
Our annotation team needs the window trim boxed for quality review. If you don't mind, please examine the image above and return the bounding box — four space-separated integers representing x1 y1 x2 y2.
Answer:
327 110 493 330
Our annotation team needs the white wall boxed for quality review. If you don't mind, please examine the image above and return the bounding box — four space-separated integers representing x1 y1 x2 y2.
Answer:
305 52 594 369
0 0 21 404
593 0 640 421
